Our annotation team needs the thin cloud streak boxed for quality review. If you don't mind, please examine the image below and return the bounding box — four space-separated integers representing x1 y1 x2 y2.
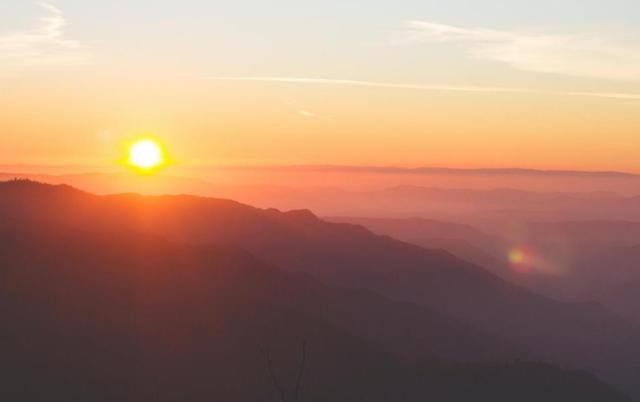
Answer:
210 76 640 101
566 91 640 100
210 76 531 94
297 109 335 123
298 109 322 118
404 21 640 81
0 2 90 69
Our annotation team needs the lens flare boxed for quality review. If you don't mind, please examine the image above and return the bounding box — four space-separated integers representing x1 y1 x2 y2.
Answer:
508 247 532 273
508 249 526 264
507 245 565 276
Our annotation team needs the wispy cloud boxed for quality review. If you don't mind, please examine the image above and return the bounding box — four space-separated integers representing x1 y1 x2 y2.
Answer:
209 76 640 101
210 76 532 94
297 109 335 123
403 21 640 81
0 2 90 69
297 109 321 118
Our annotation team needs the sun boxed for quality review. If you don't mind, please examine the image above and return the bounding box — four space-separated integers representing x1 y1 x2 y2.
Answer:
127 138 167 172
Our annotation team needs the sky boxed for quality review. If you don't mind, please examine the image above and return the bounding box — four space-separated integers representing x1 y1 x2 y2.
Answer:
2 0 640 173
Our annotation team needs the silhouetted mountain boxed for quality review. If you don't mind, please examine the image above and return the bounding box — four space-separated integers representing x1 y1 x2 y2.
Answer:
213 164 640 178
326 217 504 250
326 216 509 275
0 171 214 196
371 186 640 224
573 244 640 322
5 171 640 227
482 220 640 305
330 216 640 324
525 220 640 250
1 180 639 395
0 223 630 402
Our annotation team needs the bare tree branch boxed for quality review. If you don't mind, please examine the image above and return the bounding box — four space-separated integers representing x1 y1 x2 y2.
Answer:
260 345 287 402
293 340 307 402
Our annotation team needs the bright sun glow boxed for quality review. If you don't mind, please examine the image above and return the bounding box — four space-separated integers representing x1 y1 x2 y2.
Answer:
127 139 166 171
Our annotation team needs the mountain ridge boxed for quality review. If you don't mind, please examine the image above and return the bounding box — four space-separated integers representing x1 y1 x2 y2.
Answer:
0 222 629 402
2 179 640 396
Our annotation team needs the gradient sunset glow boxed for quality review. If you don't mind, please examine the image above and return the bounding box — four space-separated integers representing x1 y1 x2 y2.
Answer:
1 1 639 174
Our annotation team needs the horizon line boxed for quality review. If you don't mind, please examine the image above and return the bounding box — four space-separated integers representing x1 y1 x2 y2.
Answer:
2 164 638 178
206 164 640 178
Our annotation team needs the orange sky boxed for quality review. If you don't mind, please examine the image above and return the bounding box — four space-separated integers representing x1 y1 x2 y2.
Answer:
3 77 639 173
2 2 640 174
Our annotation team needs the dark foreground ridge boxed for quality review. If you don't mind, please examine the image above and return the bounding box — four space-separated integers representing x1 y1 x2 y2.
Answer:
0 180 635 400
0 225 630 402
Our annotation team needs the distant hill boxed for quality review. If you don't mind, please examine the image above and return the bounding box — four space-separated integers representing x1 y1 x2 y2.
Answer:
0 171 214 196
1 180 639 396
216 164 640 178
525 220 640 250
328 216 640 324
574 244 640 322
326 216 509 275
3 172 640 223
0 222 630 402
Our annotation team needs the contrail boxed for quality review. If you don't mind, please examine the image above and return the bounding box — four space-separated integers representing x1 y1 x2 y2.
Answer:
209 76 640 101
